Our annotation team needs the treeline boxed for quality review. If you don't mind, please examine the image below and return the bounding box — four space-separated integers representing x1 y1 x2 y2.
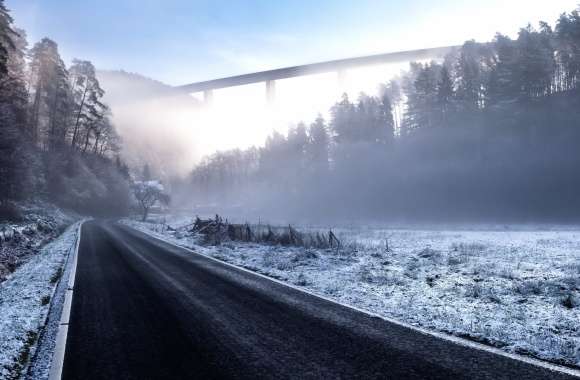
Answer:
0 1 130 218
185 9 580 222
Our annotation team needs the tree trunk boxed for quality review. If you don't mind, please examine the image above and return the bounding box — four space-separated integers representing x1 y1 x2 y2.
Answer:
82 129 91 153
71 84 88 148
93 133 100 154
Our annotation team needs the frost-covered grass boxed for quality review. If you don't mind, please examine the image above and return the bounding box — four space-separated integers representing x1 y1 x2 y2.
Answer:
124 216 580 368
1 202 77 283
0 222 80 379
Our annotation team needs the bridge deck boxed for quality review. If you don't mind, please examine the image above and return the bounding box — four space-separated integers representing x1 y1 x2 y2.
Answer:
176 45 459 93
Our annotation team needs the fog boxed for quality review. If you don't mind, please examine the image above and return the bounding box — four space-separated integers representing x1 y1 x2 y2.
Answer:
98 9 580 225
97 70 204 178
97 63 407 179
171 27 580 224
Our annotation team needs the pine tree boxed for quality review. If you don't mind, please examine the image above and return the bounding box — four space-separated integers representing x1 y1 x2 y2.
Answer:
69 59 106 150
455 41 493 112
487 34 519 107
436 65 454 124
554 10 580 91
0 2 27 208
378 91 395 143
306 115 330 173
330 93 356 143
516 24 555 100
0 0 15 77
404 62 440 131
27 38 70 147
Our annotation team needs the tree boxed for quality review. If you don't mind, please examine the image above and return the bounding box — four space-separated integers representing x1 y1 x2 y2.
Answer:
306 115 330 173
0 2 27 210
330 93 356 143
142 163 152 181
401 62 424 134
516 24 555 100
132 180 169 221
287 123 308 168
116 156 131 180
69 59 106 150
379 79 402 133
555 10 580 91
404 62 440 131
0 0 15 77
27 38 70 147
454 41 493 112
378 90 395 143
437 65 455 123
487 33 519 107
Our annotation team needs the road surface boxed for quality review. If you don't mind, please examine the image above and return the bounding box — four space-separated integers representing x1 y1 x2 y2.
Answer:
62 220 578 380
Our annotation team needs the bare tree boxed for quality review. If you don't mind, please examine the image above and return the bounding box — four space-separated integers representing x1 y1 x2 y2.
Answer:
132 181 169 221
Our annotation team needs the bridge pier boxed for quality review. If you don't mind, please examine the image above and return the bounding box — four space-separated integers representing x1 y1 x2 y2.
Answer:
266 80 276 104
337 70 347 93
203 89 213 105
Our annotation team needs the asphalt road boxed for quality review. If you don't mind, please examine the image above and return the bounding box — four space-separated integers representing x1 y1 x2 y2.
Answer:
62 220 578 380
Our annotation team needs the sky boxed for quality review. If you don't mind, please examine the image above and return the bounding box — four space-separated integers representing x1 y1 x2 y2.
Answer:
8 0 579 86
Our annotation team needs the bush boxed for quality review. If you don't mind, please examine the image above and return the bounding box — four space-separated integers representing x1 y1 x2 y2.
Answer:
50 267 63 284
514 280 543 296
40 295 50 306
294 272 310 286
561 293 579 309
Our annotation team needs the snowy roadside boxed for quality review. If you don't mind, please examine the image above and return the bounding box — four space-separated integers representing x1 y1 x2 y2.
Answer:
1 202 78 283
0 221 81 380
123 216 580 369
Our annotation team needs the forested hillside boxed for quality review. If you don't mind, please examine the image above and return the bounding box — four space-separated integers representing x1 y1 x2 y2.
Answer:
0 1 130 219
184 9 580 222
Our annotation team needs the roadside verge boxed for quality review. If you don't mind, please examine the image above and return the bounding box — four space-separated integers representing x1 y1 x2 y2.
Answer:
46 221 83 380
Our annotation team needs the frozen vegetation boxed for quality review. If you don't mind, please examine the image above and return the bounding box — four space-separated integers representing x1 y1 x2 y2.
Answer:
124 216 580 368
0 203 78 283
0 217 80 379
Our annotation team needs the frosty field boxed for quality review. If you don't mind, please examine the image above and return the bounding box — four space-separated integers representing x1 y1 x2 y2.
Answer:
125 217 580 368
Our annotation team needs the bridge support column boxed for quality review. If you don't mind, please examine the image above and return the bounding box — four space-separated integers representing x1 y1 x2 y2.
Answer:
203 90 213 105
337 69 347 93
266 80 276 105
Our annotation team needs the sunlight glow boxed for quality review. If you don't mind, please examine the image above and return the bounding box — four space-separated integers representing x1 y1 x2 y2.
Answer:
189 62 410 158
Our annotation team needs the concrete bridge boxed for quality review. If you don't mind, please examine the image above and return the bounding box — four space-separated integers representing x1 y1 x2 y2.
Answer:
176 45 459 103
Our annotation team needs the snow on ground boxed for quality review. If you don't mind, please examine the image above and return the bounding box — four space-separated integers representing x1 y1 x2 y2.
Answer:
124 216 580 368
1 202 78 283
0 221 80 380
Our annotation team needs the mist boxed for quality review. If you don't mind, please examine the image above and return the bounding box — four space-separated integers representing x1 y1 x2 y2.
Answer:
169 12 580 225
97 63 408 180
97 70 205 178
95 8 580 226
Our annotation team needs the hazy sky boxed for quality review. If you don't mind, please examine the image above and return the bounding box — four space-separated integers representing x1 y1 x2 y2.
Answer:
8 0 579 86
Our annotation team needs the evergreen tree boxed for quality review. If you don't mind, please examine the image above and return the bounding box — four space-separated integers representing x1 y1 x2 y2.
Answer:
0 2 27 208
455 41 493 111
487 34 519 107
378 91 395 143
400 62 424 134
69 59 106 150
306 115 330 173
27 38 70 147
554 10 580 91
437 65 455 124
0 0 15 77
516 24 555 100
330 93 356 143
